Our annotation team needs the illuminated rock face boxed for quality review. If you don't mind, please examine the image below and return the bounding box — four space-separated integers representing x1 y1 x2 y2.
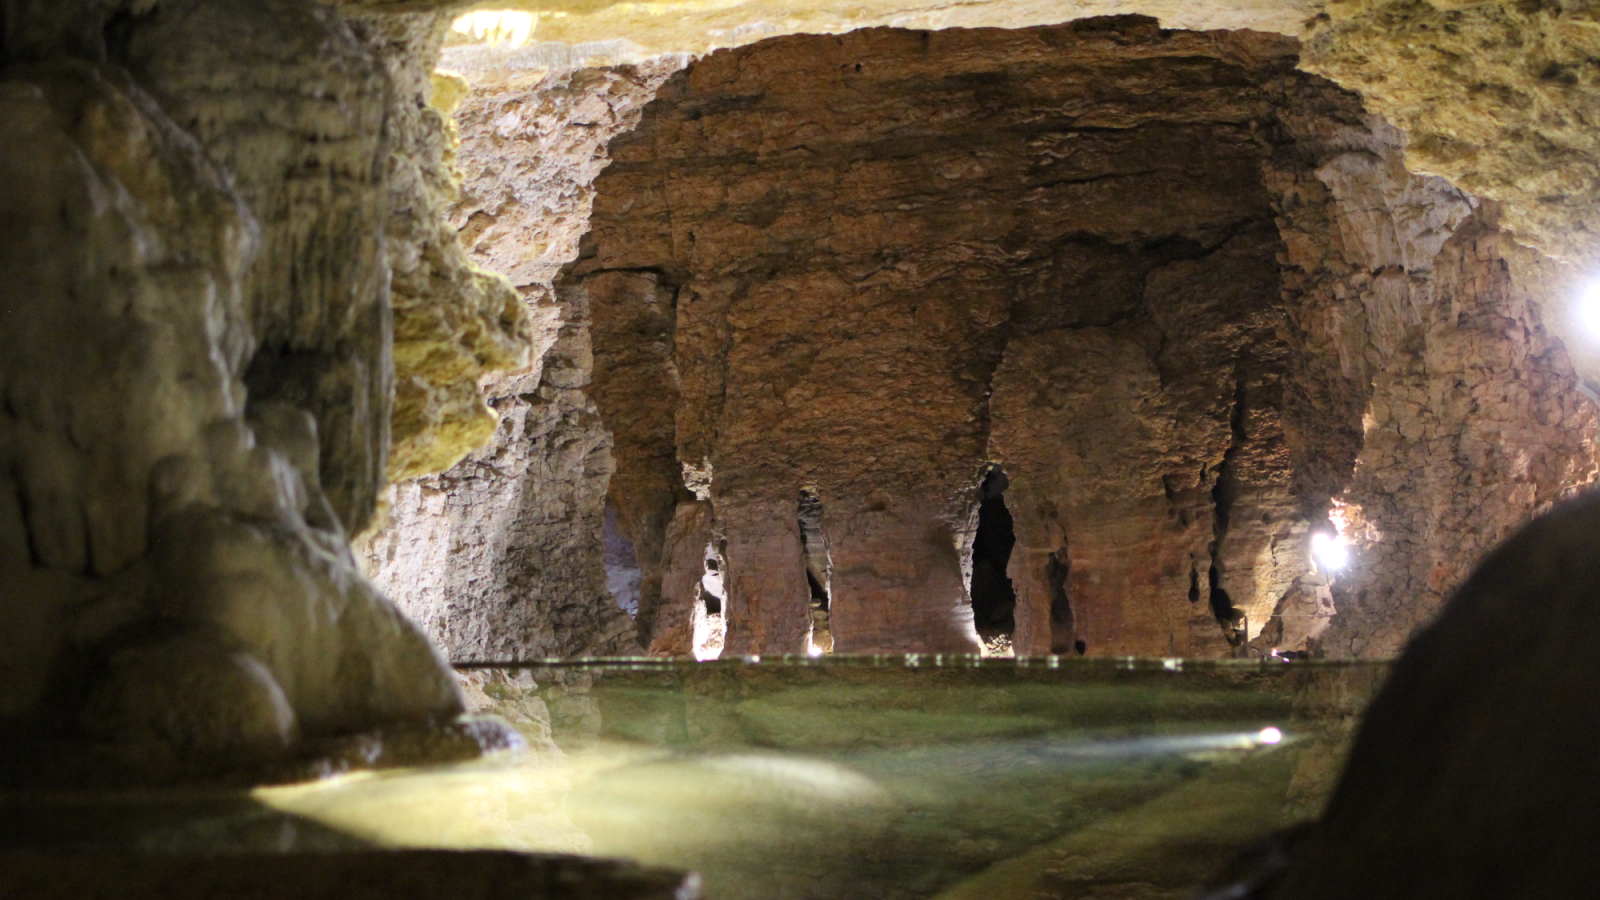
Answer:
1265 83 1599 657
5 0 1600 793
361 15 1599 662
565 19 1598 658
574 21 1307 657
0 0 501 778
1303 1 1600 269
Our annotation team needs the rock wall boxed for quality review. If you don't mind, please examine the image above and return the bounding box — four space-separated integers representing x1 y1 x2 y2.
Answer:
352 13 534 485
572 20 1315 657
1265 74 1598 657
360 58 686 661
1303 1 1600 268
562 19 1599 658
0 0 527 780
352 13 1600 664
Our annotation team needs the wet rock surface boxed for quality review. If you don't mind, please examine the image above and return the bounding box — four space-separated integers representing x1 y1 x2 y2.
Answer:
0 0 526 780
0 850 700 900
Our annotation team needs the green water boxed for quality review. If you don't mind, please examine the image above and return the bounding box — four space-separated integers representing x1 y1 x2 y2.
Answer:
0 658 1385 900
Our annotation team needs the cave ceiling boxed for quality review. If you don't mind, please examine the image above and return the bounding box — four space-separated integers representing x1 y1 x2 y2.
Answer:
333 0 1600 282
339 0 1315 51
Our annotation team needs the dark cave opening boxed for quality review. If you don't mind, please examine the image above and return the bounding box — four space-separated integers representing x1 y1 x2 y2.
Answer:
798 488 833 654
805 569 828 607
971 467 1017 646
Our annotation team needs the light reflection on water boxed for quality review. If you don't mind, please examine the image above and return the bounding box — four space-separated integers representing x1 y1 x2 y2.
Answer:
249 658 1384 900
1 658 1385 900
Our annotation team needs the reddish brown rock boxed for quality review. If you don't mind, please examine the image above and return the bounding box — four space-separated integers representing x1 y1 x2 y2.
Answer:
574 20 1317 656
573 19 1599 658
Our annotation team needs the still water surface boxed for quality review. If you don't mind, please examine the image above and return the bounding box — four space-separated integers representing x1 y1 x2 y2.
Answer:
8 658 1387 900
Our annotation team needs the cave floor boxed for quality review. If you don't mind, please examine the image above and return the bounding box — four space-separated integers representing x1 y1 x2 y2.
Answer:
0 659 1385 900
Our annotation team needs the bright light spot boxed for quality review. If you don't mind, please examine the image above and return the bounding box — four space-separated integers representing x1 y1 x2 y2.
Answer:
807 644 824 658
1576 277 1600 339
1311 531 1349 573
450 10 537 48
1258 726 1284 745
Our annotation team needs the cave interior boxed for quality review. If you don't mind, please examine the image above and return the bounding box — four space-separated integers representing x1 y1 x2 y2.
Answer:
5 0 1600 897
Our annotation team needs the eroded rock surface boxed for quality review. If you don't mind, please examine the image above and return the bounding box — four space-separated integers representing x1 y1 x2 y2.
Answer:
571 19 1598 658
1304 1 1600 267
0 0 525 779
355 14 534 484
361 58 687 661
573 21 1312 656
1265 80 1598 657
1264 492 1600 899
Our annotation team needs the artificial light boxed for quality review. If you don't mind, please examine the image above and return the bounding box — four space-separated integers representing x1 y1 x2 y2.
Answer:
1311 531 1349 573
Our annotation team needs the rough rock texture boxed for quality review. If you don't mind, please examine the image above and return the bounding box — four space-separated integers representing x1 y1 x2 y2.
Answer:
987 230 1290 658
1304 1 1600 267
1264 76 1598 657
1263 491 1600 899
568 20 1599 658
124 2 533 520
0 0 527 779
117 0 398 535
574 21 1322 657
432 0 1314 58
358 13 1600 663
360 58 686 661
350 14 533 484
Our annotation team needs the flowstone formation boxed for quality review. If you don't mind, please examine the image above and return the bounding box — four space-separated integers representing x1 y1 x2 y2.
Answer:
360 54 687 662
0 0 528 780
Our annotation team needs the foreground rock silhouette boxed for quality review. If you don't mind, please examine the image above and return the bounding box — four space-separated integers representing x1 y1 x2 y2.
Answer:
1206 489 1600 898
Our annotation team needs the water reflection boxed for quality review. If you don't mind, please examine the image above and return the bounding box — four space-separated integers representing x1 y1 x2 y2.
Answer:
0 658 1385 900
253 658 1384 900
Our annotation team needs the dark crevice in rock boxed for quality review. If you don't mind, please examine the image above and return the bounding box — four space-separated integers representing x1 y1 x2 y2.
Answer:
797 487 832 654
1207 370 1249 647
970 467 1017 648
10 466 40 569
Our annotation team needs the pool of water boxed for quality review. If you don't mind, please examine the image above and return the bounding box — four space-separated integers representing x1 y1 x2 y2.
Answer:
0 658 1386 900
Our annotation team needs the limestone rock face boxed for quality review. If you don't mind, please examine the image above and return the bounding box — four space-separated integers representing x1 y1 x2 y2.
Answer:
566 19 1598 658
361 59 686 661
350 13 534 484
1303 1 1600 267
117 0 399 535
119 1 532 529
0 0 499 779
432 0 1314 58
1263 78 1598 657
357 13 1600 662
573 21 1314 657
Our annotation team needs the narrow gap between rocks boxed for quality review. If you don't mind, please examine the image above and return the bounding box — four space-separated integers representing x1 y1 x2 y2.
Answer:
971 467 1017 655
798 488 833 656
